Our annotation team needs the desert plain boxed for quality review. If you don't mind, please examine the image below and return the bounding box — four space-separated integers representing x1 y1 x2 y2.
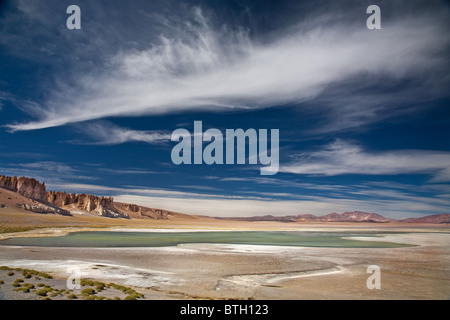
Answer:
0 182 449 300
0 212 449 299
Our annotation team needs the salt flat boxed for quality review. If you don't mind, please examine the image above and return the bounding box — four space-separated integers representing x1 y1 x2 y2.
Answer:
0 229 449 299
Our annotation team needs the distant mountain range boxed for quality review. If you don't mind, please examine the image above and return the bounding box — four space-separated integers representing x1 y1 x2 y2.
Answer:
1 174 449 224
215 212 450 224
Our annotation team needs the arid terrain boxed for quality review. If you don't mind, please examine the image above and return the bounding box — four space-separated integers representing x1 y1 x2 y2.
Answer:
0 175 449 300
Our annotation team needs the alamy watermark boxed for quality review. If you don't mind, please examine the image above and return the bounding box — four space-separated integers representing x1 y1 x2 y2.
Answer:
171 121 279 175
366 265 381 290
366 5 381 30
66 5 81 30
66 266 81 290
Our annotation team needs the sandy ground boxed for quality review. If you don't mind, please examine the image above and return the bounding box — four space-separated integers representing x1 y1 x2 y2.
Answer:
0 228 449 300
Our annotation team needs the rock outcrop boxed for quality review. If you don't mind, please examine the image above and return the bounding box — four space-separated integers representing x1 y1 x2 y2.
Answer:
16 202 72 216
0 175 47 202
115 202 171 220
46 191 129 219
120 203 142 213
0 175 71 216
0 175 128 218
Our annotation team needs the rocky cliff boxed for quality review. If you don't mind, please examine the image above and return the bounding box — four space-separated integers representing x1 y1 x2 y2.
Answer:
0 175 128 218
0 175 47 202
46 191 129 219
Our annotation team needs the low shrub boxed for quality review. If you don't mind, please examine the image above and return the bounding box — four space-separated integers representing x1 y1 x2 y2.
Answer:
14 287 30 293
35 287 52 297
95 283 105 291
81 288 96 296
22 283 35 290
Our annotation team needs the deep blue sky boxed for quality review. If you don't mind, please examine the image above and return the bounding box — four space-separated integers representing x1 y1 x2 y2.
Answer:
0 0 449 218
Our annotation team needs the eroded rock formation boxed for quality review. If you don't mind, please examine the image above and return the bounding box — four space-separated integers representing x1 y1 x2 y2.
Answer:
46 191 129 219
0 175 47 202
0 175 128 218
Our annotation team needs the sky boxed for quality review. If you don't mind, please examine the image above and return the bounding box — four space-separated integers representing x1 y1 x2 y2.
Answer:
0 0 449 219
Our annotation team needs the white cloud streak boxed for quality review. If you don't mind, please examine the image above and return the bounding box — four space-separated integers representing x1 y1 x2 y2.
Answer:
6 7 450 132
0 161 96 184
46 182 263 201
45 181 450 219
73 121 170 145
281 140 450 182
114 194 449 219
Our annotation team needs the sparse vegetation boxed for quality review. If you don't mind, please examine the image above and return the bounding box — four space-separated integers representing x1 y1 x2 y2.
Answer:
95 283 105 291
124 293 144 300
0 226 42 234
1 265 144 300
14 287 30 293
35 287 53 297
22 283 35 290
13 282 35 293
81 288 96 296
67 293 78 300
1 266 52 279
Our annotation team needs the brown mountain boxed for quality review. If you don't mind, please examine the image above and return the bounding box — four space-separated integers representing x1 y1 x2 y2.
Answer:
218 211 393 223
399 214 450 224
215 214 320 222
319 211 392 223
114 202 175 220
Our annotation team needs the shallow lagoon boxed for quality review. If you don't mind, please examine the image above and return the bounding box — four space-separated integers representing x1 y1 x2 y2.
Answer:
0 231 413 248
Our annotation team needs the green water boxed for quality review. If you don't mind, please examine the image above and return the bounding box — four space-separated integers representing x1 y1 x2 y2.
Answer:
0 231 413 248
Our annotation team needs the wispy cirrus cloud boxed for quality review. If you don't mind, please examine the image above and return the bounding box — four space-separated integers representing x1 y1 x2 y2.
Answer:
0 161 96 184
281 140 450 182
47 182 264 201
70 121 170 145
5 3 450 132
